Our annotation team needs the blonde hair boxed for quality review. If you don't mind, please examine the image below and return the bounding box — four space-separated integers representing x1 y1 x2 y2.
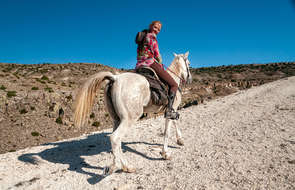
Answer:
149 21 162 28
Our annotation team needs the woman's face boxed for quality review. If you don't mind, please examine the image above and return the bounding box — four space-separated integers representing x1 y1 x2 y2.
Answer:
151 23 162 35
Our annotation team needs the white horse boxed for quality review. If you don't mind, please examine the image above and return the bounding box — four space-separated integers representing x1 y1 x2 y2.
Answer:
74 52 192 175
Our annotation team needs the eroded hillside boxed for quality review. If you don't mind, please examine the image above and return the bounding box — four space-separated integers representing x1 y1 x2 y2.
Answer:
0 62 294 153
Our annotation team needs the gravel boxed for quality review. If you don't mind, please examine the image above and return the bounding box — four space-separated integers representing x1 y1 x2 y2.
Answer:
0 76 294 190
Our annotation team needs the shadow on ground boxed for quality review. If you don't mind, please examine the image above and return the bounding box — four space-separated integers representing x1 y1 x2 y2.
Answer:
18 132 178 184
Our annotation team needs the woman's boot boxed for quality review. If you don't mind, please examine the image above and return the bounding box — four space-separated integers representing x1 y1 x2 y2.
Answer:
164 92 179 120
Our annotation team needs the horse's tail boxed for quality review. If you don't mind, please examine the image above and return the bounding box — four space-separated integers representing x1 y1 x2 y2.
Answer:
73 71 116 127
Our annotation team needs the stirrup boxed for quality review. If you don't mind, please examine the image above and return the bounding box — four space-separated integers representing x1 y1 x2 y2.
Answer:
164 109 180 120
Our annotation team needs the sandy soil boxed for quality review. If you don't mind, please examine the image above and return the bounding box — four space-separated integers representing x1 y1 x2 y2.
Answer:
0 77 294 190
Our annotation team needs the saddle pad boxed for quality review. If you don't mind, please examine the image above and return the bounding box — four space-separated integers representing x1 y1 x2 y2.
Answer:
136 67 168 105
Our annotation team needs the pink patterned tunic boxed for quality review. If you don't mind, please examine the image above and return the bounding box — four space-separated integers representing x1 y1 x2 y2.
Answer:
136 32 162 69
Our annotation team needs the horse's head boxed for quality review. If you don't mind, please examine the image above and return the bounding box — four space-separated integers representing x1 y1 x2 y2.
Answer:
173 51 192 84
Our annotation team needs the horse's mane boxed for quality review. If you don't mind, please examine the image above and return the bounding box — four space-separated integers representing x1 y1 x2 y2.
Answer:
167 55 181 80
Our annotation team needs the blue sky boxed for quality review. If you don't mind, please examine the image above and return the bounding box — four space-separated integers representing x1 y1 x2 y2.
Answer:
0 0 295 69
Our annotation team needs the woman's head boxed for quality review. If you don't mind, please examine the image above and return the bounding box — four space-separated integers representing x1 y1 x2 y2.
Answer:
149 21 162 35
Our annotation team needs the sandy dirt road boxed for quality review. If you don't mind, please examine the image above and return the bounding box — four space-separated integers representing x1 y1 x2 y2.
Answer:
0 77 294 190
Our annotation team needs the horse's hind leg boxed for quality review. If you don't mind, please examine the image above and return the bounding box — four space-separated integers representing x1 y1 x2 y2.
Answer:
104 84 120 132
116 121 136 173
104 119 135 175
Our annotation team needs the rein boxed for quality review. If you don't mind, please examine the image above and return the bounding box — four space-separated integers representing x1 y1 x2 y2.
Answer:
163 56 189 86
163 64 185 83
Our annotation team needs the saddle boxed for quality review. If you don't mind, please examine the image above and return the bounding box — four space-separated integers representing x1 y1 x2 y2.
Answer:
136 67 169 106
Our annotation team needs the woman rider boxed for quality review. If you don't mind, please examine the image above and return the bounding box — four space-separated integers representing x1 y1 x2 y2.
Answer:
135 21 179 120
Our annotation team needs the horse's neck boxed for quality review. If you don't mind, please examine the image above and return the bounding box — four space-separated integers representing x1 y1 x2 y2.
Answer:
167 60 181 86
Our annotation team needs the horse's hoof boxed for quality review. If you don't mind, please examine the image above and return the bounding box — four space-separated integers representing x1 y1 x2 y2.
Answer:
122 165 136 173
160 151 172 160
177 139 184 146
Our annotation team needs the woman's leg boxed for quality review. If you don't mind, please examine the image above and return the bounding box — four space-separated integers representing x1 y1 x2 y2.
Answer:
150 63 179 120
150 63 178 93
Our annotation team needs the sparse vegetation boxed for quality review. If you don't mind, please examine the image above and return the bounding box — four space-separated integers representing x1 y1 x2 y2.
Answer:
36 78 46 84
92 121 100 127
40 69 48 74
0 85 6 90
31 87 39 90
13 72 20 79
90 113 95 119
44 87 53 93
41 75 49 80
56 117 63 124
19 108 28 114
192 78 198 83
31 131 40 136
66 94 73 101
7 91 17 98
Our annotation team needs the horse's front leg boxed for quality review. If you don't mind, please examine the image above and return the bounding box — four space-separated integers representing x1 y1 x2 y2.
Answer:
173 120 184 146
161 119 172 160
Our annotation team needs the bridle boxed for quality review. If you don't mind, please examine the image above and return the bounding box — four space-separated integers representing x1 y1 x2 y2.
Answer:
163 55 191 86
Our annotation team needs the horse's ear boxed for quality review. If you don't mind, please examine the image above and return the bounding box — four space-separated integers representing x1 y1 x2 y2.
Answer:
185 51 189 58
173 52 177 57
